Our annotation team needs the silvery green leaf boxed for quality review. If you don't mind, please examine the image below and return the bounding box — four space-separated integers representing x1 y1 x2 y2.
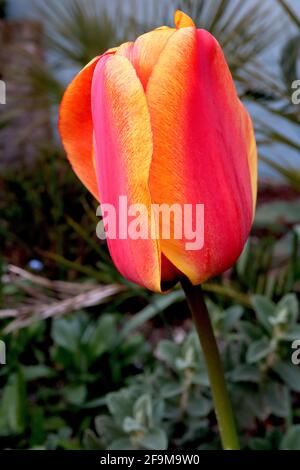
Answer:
273 362 300 392
251 295 275 334
133 394 152 427
106 390 133 424
274 294 299 325
123 416 144 433
280 425 300 450
246 338 273 364
228 364 261 383
138 428 168 450
109 438 136 450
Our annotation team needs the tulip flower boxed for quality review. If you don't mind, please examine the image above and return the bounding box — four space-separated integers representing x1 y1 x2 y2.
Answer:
59 10 257 450
59 10 257 294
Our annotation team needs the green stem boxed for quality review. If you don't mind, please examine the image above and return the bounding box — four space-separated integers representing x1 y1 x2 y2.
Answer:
180 278 240 450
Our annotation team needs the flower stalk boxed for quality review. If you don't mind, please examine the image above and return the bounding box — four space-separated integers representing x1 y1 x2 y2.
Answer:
180 278 240 450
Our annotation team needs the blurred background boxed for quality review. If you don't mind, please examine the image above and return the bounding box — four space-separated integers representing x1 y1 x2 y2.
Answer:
0 0 300 450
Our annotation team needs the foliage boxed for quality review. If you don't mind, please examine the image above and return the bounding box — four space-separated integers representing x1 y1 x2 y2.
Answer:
0 310 152 449
1 288 300 449
253 0 300 188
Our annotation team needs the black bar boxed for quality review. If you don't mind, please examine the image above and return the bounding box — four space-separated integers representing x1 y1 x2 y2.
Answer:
0 450 297 467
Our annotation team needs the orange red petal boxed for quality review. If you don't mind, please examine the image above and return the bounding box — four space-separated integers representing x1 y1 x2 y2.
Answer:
92 54 162 291
59 57 101 200
146 28 255 285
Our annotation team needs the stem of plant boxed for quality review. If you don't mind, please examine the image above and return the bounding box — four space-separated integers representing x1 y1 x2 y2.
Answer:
180 278 240 450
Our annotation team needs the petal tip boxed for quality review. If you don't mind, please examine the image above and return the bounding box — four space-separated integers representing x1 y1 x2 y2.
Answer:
174 10 195 29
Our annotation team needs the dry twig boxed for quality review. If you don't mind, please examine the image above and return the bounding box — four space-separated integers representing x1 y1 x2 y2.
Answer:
1 265 125 333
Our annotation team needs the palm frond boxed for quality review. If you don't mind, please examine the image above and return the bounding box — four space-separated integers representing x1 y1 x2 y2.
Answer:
34 0 121 67
177 0 283 88
34 0 171 69
277 0 300 28
260 155 300 192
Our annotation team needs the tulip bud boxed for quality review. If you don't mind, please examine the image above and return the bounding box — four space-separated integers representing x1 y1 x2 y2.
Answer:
59 11 257 292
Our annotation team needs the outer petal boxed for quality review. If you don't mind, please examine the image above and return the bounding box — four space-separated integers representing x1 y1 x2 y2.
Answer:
146 28 256 285
92 55 162 291
244 113 258 215
59 56 101 200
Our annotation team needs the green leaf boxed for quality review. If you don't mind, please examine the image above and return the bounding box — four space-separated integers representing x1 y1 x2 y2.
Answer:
251 295 275 333
109 438 136 450
133 394 152 427
106 390 133 425
121 291 183 338
157 340 181 369
273 294 299 325
280 425 300 450
0 371 26 436
29 407 46 447
83 429 103 450
22 365 56 381
228 364 261 383
123 417 144 433
249 437 273 450
246 338 273 364
265 383 290 418
245 391 269 421
236 241 250 278
62 384 87 406
191 371 210 387
138 428 168 450
186 395 213 418
248 429 282 450
223 306 244 332
44 416 67 432
282 325 300 341
82 397 107 409
160 383 183 399
95 415 123 443
273 362 300 392
86 314 117 359
51 316 82 353
240 321 264 341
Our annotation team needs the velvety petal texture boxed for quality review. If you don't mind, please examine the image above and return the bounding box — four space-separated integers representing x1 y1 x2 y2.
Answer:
147 27 256 284
91 54 162 292
59 11 257 292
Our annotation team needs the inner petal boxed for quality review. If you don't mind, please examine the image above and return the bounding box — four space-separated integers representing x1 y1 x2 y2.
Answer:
116 28 175 89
